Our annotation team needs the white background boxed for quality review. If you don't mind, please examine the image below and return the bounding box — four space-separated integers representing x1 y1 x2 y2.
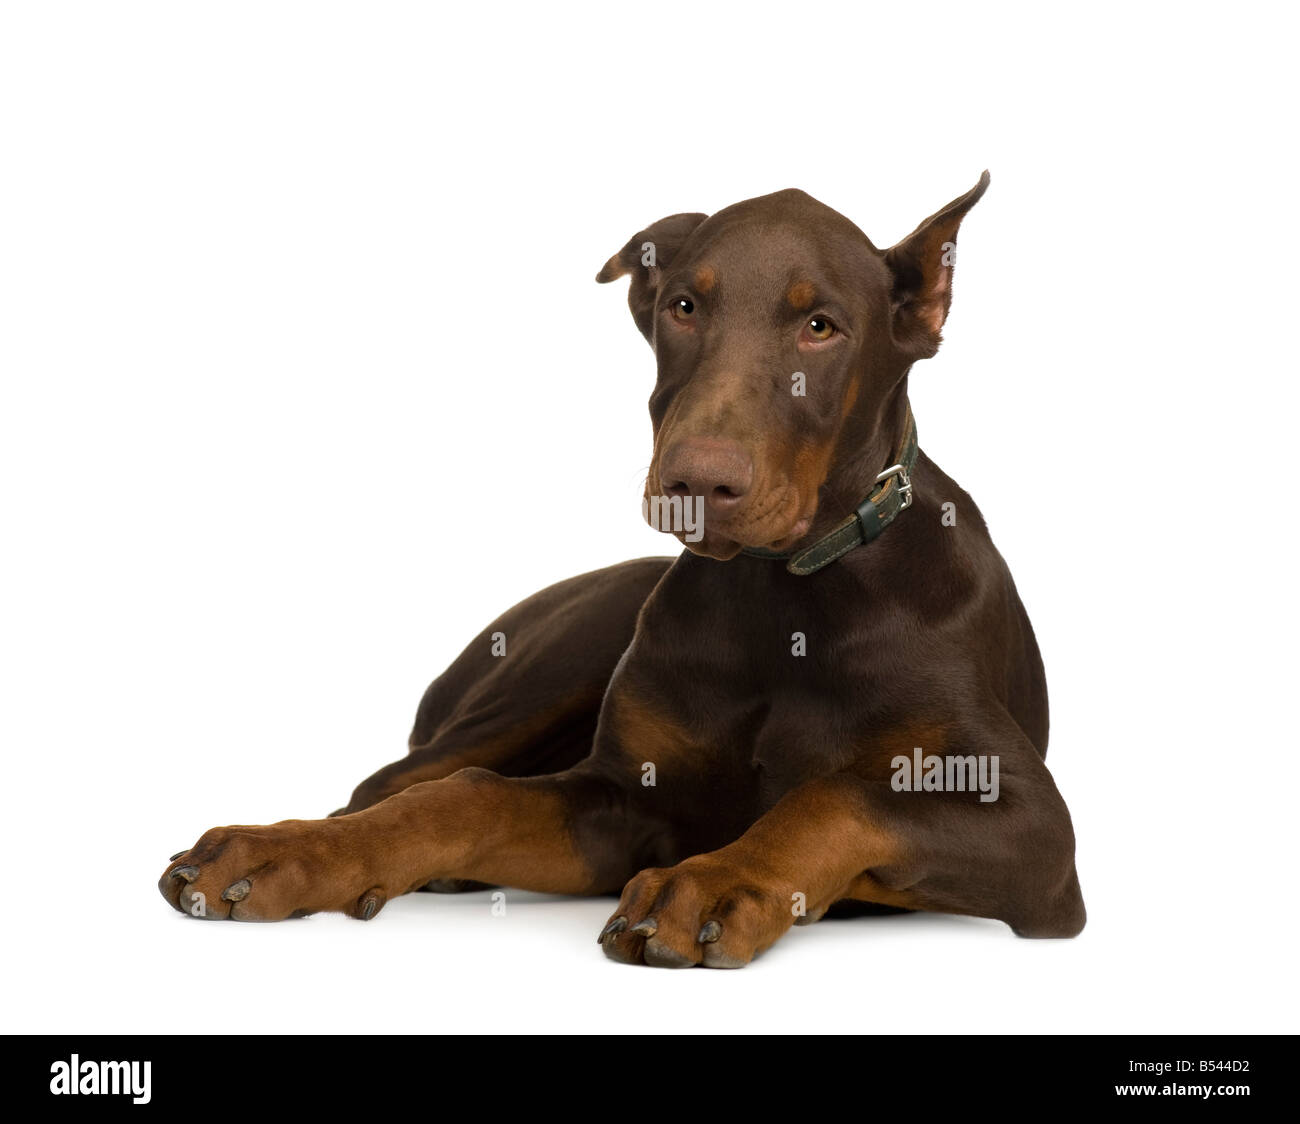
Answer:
2 1 1296 1035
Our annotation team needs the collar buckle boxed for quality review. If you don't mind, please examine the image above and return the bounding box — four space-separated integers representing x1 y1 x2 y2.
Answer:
875 463 913 510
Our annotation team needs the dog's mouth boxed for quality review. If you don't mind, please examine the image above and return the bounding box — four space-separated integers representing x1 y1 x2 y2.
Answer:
642 487 815 560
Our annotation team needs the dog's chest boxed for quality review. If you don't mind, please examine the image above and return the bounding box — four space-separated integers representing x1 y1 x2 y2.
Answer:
625 576 898 798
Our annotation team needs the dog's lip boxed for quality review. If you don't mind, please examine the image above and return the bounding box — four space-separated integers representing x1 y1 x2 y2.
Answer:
686 514 813 556
664 522 742 559
686 537 745 561
642 490 813 555
719 514 813 552
767 516 812 550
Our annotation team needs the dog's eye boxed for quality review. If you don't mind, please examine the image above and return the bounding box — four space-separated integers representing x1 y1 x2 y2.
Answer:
670 297 695 321
805 316 836 341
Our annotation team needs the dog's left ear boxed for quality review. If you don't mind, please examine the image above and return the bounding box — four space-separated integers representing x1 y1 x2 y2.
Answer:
597 211 709 343
883 171 990 358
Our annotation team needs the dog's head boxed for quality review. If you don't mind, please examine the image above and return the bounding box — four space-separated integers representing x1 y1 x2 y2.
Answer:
598 174 988 559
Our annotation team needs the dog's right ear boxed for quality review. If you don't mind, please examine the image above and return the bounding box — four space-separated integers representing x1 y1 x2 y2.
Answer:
596 212 708 342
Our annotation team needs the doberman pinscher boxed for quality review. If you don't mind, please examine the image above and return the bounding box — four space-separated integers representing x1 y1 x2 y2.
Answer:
159 173 1086 967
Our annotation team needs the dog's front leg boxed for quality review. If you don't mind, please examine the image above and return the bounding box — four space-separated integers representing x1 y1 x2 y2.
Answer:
158 767 641 921
599 720 1085 967
598 773 886 968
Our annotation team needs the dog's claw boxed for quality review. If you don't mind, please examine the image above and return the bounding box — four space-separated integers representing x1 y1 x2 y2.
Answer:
169 850 187 862
598 916 628 943
698 920 722 943
356 888 386 921
630 918 658 937
171 865 199 884
221 879 251 903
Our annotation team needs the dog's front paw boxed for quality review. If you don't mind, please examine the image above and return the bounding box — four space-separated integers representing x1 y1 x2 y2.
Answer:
598 855 793 969
158 819 387 922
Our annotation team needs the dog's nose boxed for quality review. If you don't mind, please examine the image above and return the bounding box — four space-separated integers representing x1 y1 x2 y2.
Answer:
659 438 754 516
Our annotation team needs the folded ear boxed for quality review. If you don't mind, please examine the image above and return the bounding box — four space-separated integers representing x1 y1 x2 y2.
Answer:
596 211 709 342
883 171 990 359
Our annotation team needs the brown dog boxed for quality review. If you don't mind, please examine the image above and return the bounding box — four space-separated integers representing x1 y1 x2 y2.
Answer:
159 174 1086 967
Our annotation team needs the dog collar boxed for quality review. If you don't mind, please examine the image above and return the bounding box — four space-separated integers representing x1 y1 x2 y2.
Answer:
742 404 918 576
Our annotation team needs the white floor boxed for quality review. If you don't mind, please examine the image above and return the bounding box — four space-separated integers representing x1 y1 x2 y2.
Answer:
8 769 1291 1035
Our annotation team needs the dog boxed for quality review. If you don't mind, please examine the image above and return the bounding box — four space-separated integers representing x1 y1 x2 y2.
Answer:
159 173 1086 967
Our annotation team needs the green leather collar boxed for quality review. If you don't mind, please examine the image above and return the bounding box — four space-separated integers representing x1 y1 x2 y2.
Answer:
743 405 919 576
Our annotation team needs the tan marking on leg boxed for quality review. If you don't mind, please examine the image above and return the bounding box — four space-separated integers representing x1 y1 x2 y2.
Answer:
369 769 605 894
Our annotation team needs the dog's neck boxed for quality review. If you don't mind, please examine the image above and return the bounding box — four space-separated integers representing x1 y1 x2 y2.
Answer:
805 379 914 545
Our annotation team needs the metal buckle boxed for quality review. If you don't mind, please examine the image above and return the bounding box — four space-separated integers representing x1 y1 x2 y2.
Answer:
875 463 913 510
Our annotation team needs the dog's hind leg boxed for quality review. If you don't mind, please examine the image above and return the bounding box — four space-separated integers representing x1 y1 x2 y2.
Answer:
332 557 671 818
